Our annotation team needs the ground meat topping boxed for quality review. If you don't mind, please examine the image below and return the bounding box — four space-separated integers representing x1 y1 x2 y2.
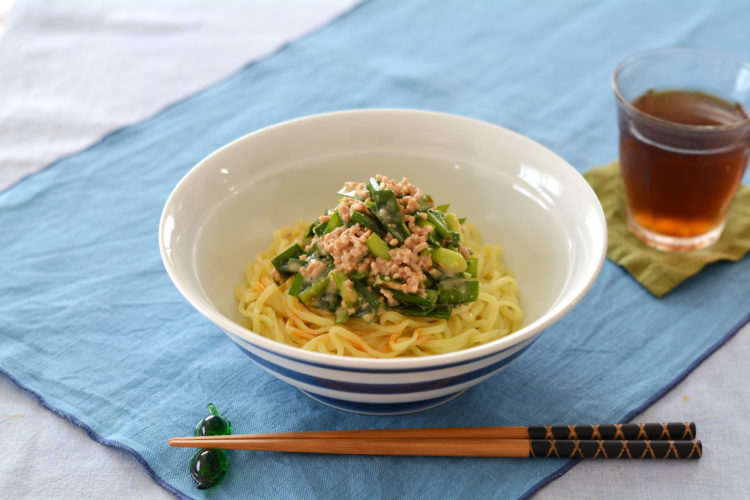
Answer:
306 176 440 297
317 225 372 275
342 181 369 200
299 259 327 280
270 268 282 283
369 244 432 295
458 242 472 259
336 196 368 223
375 174 426 216
270 174 480 321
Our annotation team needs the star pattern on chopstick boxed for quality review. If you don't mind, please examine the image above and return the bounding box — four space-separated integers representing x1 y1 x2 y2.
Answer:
615 442 632 458
590 425 602 440
529 422 695 441
686 441 702 458
640 440 656 458
636 424 649 440
679 421 695 440
544 440 559 458
528 438 702 459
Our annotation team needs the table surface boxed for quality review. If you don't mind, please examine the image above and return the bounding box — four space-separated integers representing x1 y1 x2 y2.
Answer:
1 2 749 499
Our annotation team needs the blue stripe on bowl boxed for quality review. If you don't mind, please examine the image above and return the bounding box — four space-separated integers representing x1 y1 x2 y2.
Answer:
298 389 467 415
226 329 540 374
234 341 531 394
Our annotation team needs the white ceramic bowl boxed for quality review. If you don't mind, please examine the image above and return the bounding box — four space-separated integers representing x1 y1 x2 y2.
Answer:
159 109 607 415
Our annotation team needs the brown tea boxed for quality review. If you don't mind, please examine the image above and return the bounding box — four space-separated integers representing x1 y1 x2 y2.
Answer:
618 89 750 239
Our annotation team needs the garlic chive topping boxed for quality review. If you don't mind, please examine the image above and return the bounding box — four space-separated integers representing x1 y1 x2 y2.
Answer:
271 175 478 323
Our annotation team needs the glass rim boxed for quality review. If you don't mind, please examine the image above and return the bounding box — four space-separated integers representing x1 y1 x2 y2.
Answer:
611 46 750 132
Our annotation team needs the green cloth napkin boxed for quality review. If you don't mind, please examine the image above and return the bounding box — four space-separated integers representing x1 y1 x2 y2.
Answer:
584 161 750 297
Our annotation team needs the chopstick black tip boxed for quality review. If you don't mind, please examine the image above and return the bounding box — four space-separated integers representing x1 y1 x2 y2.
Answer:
527 422 696 441
529 439 702 459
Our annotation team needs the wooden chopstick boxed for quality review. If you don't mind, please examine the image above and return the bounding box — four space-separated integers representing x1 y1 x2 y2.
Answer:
170 422 695 442
168 436 702 459
168 423 701 459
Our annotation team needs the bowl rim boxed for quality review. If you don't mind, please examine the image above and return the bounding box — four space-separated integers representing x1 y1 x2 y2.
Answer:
159 108 607 370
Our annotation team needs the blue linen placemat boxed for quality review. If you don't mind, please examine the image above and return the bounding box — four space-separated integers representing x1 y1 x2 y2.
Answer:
2 1 750 498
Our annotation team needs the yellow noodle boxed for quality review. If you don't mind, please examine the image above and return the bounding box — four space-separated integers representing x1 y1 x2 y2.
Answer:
235 220 523 358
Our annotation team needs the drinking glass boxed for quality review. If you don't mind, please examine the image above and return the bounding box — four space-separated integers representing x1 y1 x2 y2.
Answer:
612 47 750 251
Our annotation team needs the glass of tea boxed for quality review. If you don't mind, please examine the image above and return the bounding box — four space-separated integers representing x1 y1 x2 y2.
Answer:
612 47 750 251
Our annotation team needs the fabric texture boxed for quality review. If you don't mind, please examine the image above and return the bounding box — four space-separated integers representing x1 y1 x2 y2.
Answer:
0 0 359 192
0 2 361 498
1 1 750 499
585 161 750 297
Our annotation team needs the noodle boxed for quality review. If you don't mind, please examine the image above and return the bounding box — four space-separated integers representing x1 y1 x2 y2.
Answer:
234 220 523 358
